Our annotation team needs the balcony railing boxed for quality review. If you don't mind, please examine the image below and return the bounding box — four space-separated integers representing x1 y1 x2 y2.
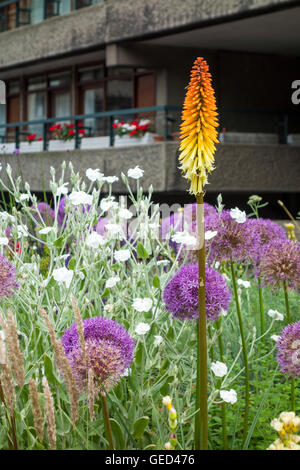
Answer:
0 0 103 32
0 106 298 153
0 105 180 151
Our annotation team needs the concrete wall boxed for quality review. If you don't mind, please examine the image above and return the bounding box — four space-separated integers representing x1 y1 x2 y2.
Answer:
0 143 299 193
0 0 296 71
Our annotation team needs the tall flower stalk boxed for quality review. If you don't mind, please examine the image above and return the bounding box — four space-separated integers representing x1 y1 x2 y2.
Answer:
230 259 250 444
179 57 219 450
282 280 295 411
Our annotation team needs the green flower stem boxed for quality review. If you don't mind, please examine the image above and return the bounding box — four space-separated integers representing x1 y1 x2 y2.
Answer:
194 193 208 450
257 277 265 340
230 258 249 445
283 280 295 411
216 318 228 450
208 324 215 362
101 392 114 450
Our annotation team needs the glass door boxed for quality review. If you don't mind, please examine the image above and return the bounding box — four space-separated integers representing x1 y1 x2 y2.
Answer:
81 87 104 136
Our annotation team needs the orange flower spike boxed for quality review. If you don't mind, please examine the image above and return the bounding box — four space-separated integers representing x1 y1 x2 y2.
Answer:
179 57 219 195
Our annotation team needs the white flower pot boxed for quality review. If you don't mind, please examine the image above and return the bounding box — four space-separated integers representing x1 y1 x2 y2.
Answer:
48 140 76 152
19 141 44 153
81 136 110 149
114 132 155 147
219 132 278 145
287 134 300 146
0 143 16 154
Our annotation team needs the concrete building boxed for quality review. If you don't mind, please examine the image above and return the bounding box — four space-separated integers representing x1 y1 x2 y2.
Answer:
0 0 299 215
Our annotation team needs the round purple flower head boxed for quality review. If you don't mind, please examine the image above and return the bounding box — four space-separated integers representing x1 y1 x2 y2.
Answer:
277 321 300 378
205 210 259 264
31 202 55 226
0 254 19 298
163 264 231 321
248 218 286 264
257 239 300 291
62 317 135 391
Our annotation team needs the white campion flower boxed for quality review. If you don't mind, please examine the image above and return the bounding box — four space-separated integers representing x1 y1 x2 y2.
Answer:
18 194 30 202
86 232 105 249
154 335 163 347
237 279 251 289
171 231 197 247
205 230 218 240
271 335 280 342
69 191 93 206
135 322 150 335
0 237 9 246
119 208 133 220
211 361 228 378
105 276 120 289
222 273 230 283
52 267 73 288
56 182 69 196
103 176 119 184
0 211 15 223
114 249 131 262
105 223 125 239
220 389 237 404
39 227 55 235
267 309 284 321
133 298 153 313
127 166 144 179
230 207 246 224
17 225 28 238
221 308 228 317
86 168 104 182
157 260 170 266
100 197 118 212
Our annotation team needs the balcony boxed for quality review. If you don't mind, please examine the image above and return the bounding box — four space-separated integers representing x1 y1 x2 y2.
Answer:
0 106 299 195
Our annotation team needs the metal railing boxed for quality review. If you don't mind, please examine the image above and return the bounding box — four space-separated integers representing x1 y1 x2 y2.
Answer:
0 105 180 150
0 106 298 151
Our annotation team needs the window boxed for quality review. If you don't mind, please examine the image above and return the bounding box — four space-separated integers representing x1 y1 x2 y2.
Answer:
106 79 133 111
27 92 46 136
75 0 103 9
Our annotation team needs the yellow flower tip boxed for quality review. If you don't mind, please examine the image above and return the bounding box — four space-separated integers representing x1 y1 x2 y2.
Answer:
179 57 219 196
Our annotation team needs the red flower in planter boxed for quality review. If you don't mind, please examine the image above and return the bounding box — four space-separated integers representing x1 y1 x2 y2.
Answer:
79 129 85 136
129 129 138 136
68 130 75 137
27 133 37 142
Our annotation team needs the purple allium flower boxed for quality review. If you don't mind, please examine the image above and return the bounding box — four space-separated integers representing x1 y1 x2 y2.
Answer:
205 210 259 264
277 321 300 378
0 254 19 298
163 264 231 321
248 218 287 264
62 317 135 391
257 239 300 291
31 202 55 226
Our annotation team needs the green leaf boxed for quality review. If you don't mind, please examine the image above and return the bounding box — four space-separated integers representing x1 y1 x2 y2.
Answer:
53 236 64 248
135 342 143 366
44 353 57 384
110 418 125 450
137 242 149 259
152 275 160 289
68 257 76 270
133 416 149 440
